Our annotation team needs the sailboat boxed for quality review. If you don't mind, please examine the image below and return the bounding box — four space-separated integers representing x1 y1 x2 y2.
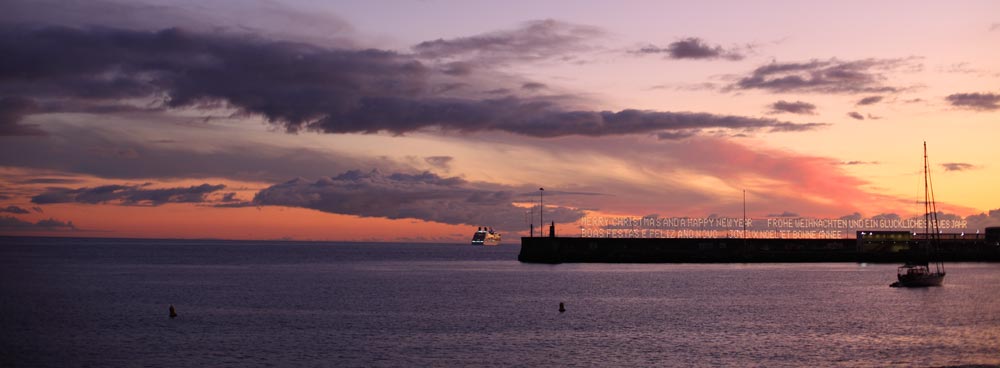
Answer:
891 142 946 287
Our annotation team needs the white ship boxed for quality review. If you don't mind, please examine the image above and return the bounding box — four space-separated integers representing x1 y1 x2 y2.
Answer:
471 227 501 246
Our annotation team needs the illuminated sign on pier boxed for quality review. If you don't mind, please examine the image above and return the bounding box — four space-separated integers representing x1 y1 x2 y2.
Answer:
578 215 970 239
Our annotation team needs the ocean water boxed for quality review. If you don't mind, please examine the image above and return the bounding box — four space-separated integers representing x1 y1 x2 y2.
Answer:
1 237 999 367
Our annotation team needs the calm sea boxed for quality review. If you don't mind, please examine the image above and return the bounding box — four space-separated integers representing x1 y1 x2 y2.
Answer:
1 236 998 367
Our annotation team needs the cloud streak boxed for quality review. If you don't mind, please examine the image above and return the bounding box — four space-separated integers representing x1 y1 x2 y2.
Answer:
635 38 744 61
940 162 976 172
424 156 453 171
856 96 883 106
0 205 31 214
0 123 421 182
32 183 227 206
412 19 603 64
0 216 76 231
768 100 816 115
730 58 915 94
840 160 878 166
945 92 1000 111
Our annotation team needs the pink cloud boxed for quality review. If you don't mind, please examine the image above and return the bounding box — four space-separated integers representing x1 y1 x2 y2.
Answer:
501 135 925 219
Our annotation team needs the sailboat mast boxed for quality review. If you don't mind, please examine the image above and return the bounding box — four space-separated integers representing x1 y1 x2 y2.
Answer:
924 141 930 244
923 141 944 272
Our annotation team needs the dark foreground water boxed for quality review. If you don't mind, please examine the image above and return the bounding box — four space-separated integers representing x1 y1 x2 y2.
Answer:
1 237 998 367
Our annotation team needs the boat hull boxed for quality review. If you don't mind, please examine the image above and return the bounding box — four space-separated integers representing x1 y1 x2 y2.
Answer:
891 272 945 287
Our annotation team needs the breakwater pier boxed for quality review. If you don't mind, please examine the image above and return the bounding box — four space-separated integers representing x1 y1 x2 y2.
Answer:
518 229 1000 263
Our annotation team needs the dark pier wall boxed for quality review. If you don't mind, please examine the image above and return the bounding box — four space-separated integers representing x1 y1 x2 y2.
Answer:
518 237 1000 263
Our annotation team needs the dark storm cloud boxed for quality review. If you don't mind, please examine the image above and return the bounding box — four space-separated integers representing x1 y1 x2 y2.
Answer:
939 63 981 75
940 162 976 172
0 25 430 132
730 58 914 94
0 216 76 231
0 96 45 136
0 25 821 139
31 183 226 206
253 170 586 231
412 19 603 63
847 112 864 120
635 38 744 61
767 100 816 115
0 205 31 214
945 92 1000 111
856 96 883 106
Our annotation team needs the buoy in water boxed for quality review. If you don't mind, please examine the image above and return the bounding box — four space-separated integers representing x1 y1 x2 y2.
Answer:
169 305 177 319
559 302 565 313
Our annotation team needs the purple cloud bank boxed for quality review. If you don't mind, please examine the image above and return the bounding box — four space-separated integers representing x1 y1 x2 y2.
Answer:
253 170 585 231
0 25 822 139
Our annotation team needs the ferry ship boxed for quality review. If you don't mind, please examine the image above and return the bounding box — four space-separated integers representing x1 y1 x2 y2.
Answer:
471 227 501 246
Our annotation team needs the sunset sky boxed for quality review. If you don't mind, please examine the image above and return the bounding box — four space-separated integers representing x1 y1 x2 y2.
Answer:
1 0 999 241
